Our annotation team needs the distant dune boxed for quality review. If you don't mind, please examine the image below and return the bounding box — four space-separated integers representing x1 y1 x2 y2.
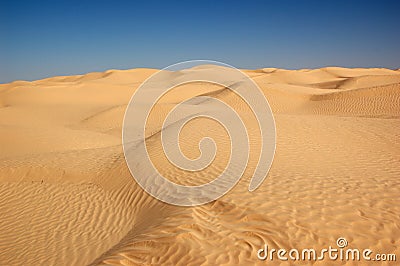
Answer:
0 67 399 265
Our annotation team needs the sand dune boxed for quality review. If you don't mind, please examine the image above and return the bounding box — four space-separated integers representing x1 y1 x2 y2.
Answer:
0 67 399 265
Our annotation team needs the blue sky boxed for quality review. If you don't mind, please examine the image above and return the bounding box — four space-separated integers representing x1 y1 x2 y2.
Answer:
1 0 399 83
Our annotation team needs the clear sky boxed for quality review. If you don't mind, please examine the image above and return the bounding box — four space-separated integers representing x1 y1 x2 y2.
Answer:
1 0 399 83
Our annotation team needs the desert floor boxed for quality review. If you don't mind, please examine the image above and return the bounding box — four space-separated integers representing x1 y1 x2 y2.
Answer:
0 67 399 265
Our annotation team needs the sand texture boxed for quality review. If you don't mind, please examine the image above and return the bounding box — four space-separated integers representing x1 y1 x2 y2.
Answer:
0 67 399 265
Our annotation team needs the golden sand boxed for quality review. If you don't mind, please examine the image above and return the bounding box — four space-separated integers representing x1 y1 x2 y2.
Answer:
0 67 399 265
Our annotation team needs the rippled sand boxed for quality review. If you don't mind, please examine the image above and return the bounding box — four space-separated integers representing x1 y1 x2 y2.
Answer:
0 67 399 265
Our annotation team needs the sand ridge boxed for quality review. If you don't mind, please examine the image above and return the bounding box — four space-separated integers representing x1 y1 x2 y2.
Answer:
0 67 399 265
